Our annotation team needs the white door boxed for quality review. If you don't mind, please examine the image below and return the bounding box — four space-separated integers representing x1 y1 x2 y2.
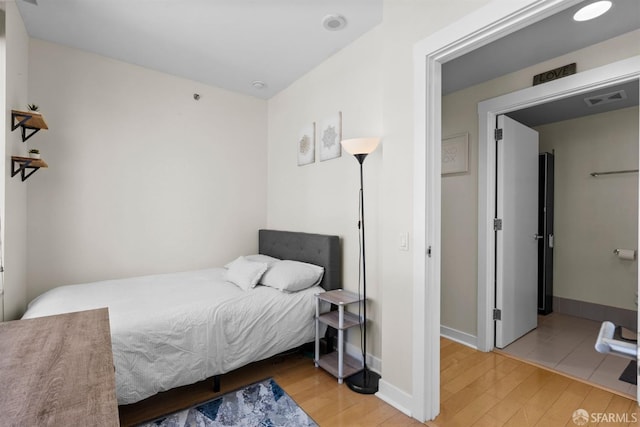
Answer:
495 115 539 349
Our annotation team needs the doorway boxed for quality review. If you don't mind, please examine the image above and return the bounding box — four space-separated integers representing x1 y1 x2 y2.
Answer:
488 81 639 397
413 0 639 420
476 62 640 399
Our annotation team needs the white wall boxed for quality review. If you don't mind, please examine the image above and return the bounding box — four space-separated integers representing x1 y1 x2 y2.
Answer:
26 40 268 303
267 0 493 397
441 30 640 337
379 0 496 397
268 26 384 356
2 2 29 320
537 107 639 310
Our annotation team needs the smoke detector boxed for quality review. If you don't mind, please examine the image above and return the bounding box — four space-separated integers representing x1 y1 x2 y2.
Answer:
251 80 267 90
322 15 347 31
584 90 627 107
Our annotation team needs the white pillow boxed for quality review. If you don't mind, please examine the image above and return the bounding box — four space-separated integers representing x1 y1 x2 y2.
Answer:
260 260 324 292
225 256 269 291
225 254 279 269
244 254 280 266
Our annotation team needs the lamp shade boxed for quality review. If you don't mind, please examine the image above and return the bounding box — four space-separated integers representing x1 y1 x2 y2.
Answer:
340 138 380 155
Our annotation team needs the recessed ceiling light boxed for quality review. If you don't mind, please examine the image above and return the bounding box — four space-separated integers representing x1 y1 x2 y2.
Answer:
573 1 613 22
322 14 347 31
251 80 267 90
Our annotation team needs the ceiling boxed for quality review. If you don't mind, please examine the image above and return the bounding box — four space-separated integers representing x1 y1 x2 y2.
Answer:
444 0 639 127
443 0 640 95
507 79 639 127
15 0 640 104
16 0 383 99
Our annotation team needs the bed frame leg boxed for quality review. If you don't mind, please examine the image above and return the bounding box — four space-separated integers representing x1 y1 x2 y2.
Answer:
213 375 221 392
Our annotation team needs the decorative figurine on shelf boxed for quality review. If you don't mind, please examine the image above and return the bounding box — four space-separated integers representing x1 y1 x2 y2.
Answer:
28 149 40 159
27 104 40 114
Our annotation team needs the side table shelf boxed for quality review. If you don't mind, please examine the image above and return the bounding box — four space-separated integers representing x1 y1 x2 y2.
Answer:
314 289 364 384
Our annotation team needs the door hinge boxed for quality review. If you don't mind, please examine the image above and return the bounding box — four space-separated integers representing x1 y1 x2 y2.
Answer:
493 218 503 231
495 128 503 141
427 246 432 257
493 308 502 321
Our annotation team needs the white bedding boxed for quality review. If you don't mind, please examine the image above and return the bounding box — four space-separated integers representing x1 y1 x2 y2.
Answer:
22 268 324 405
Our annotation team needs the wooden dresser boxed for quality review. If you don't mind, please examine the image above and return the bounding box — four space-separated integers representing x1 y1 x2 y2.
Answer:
0 308 119 426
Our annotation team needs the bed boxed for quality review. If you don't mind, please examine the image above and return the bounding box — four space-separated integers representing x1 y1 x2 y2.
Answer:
21 229 341 405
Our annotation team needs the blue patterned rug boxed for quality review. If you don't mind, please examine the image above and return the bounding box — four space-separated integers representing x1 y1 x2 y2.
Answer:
138 378 317 427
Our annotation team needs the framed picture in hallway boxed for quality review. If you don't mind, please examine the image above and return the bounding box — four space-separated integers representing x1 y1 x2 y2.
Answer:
442 132 469 175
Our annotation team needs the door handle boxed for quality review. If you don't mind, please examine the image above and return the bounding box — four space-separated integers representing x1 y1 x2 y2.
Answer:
533 234 543 240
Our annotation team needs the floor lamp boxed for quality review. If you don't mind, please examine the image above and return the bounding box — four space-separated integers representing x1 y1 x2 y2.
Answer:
340 137 381 394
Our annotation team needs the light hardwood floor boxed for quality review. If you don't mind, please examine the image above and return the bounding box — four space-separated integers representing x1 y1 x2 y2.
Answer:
118 348 419 426
429 338 638 427
119 339 638 426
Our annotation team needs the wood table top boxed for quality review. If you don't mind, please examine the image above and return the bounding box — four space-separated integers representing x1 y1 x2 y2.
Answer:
0 308 119 426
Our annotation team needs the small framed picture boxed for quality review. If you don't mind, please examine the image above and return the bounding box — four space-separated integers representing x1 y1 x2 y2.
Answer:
319 112 342 161
298 123 316 166
442 132 469 175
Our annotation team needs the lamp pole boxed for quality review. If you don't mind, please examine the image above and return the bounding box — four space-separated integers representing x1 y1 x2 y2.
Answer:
357 154 368 371
345 153 380 394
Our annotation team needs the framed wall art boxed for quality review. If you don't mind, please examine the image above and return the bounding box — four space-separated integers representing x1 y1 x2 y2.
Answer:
297 122 316 166
442 132 469 175
318 111 342 162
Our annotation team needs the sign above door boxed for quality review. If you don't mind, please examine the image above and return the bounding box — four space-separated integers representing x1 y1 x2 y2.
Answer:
533 63 577 86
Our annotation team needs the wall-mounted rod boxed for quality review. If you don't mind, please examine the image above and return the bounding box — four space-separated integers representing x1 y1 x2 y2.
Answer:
590 169 638 177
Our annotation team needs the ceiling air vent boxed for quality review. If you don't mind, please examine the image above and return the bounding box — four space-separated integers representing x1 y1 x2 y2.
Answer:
584 90 627 107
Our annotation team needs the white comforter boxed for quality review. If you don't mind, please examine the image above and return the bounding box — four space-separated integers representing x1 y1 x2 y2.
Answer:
22 268 323 405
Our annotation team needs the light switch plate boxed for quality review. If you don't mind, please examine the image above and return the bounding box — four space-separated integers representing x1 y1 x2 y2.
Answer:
399 232 409 251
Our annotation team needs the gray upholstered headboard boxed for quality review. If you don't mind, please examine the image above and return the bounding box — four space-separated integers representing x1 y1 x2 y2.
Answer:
258 229 341 291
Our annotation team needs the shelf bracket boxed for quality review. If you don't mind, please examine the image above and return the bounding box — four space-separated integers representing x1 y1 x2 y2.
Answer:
21 126 41 142
11 158 42 181
11 111 33 131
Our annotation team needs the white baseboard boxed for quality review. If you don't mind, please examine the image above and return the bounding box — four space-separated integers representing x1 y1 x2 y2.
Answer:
376 380 413 417
343 343 414 419
440 325 478 349
345 341 382 374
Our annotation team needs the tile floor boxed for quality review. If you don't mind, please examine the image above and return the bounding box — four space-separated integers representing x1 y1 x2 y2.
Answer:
500 312 638 398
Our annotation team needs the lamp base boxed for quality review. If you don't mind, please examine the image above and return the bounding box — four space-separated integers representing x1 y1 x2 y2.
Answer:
345 368 380 394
